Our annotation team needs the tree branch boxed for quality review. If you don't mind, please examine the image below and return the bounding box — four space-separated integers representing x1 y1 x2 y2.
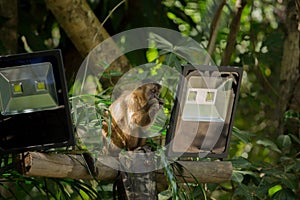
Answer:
221 0 247 66
205 0 227 65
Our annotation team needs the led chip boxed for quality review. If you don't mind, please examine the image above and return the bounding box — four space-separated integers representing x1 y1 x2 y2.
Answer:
35 80 46 91
206 91 215 102
12 83 23 94
188 90 197 102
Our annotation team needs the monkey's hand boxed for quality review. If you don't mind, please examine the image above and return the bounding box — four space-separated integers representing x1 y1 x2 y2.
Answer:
148 97 162 119
132 96 163 127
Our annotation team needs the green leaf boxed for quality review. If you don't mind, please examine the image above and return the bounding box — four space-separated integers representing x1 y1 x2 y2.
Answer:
233 183 257 200
158 190 173 200
232 127 253 143
272 188 298 200
256 139 282 153
234 170 258 178
284 110 300 121
256 181 281 198
149 32 173 50
289 134 300 145
260 168 283 176
277 135 292 149
231 157 252 169
268 185 282 197
231 170 244 183
79 189 90 200
280 173 298 190
146 48 159 62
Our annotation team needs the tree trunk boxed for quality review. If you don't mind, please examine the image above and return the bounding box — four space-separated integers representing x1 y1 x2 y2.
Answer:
276 0 300 135
0 2 18 198
45 0 131 87
0 0 18 54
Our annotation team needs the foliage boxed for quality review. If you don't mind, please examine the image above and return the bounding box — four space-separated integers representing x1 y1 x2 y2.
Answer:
0 154 112 199
224 124 300 200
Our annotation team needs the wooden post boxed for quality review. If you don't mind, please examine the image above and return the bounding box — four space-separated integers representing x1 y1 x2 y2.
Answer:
118 146 158 199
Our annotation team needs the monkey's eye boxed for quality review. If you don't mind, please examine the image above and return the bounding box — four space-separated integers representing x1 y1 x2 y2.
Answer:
151 88 156 93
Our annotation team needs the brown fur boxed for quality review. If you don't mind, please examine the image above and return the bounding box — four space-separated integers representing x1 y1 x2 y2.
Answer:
102 82 163 154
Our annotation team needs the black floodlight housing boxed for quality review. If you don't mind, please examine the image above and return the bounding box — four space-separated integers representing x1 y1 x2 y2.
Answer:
166 65 243 158
0 50 74 153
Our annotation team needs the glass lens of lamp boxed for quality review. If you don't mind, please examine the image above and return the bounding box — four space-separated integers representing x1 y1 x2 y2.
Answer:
0 62 58 115
182 76 233 122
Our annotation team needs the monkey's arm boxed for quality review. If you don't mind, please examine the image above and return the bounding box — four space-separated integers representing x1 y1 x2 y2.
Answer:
131 98 160 127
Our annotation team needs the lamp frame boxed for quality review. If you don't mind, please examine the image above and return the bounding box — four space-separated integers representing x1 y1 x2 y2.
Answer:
166 65 243 158
0 50 74 153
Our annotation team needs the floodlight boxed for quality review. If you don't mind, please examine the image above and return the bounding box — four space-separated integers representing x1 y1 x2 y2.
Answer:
166 65 243 158
0 50 74 153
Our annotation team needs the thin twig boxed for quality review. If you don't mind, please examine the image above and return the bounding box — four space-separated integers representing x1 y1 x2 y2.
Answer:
101 0 126 29
205 0 227 65
93 0 126 42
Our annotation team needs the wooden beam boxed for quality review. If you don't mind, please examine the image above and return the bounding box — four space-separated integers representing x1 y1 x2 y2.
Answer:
17 152 232 184
175 161 233 183
17 152 119 181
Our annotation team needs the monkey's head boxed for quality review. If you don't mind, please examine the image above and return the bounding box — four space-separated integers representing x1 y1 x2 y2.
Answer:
135 81 164 106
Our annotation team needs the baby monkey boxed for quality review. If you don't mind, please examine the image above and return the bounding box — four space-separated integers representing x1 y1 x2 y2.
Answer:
102 81 164 153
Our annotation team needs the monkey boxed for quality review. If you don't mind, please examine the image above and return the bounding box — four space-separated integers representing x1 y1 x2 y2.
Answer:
102 81 164 155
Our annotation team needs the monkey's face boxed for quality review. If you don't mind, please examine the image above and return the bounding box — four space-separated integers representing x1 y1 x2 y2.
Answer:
139 83 164 106
147 83 161 98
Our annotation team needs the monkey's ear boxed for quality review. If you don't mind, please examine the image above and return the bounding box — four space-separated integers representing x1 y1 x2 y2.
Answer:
155 83 162 89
